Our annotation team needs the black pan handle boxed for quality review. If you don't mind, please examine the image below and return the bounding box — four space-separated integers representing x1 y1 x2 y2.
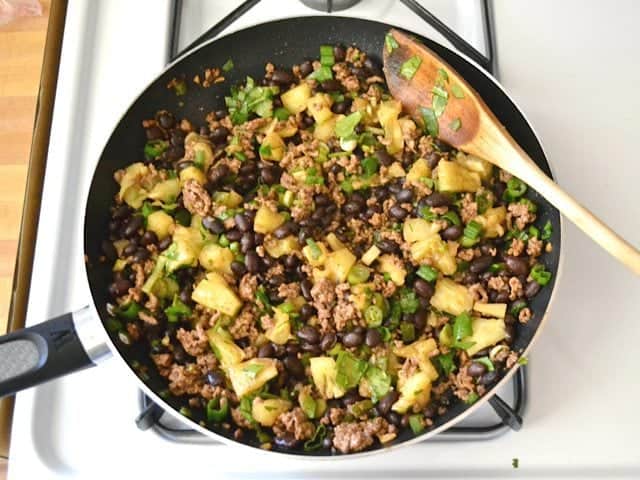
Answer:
0 306 108 398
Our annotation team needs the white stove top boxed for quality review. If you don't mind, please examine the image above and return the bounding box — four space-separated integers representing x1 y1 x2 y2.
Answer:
8 0 640 478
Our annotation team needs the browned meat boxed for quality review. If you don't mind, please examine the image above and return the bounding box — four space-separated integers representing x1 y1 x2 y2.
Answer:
182 179 211 217
332 417 395 454
176 325 209 357
272 407 314 441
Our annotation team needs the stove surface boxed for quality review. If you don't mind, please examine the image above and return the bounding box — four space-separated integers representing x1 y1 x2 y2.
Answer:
8 0 640 479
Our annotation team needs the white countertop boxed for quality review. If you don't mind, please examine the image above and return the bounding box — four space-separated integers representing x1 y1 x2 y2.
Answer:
8 0 640 478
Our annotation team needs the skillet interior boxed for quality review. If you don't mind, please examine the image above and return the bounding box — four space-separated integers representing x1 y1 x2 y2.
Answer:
84 16 561 455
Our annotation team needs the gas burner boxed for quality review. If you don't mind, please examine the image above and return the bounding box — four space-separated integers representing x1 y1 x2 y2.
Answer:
300 0 361 12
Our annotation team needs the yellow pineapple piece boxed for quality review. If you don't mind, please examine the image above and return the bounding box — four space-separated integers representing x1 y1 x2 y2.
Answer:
391 371 431 414
310 357 345 399
253 206 285 234
324 248 357 283
252 398 292 427
192 272 242 317
403 217 440 244
307 93 333 124
455 152 492 180
361 245 381 266
377 254 407 286
227 358 278 398
473 302 507 319
430 278 473 316
281 83 311 114
263 235 300 258
436 160 481 192
198 243 234 274
464 317 507 356
260 132 286 161
406 158 432 185
474 206 507 238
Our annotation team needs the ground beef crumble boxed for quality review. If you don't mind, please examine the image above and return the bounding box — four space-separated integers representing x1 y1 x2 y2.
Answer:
272 407 314 441
182 179 211 217
332 417 395 454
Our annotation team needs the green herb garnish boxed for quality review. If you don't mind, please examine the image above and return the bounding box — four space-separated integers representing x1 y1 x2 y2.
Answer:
399 55 422 80
144 140 169 160
361 156 379 177
419 106 439 138
385 33 399 53
434 351 456 376
475 356 495 372
451 84 465 98
365 365 391 402
335 351 368 391
306 238 322 260
409 414 425 434
309 65 333 82
304 424 327 451
398 288 420 314
451 311 475 349
441 210 461 226
464 391 479 405
225 76 278 124
541 220 553 240
206 397 229 423
530 263 552 286
165 295 192 323
335 111 362 139
416 265 438 282
222 58 234 72
449 118 461 131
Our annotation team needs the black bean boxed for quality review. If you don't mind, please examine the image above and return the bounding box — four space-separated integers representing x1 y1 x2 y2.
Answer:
208 163 229 184
525 280 541 299
376 391 399 415
299 60 313 77
268 275 285 289
297 325 320 344
179 286 192 305
494 291 510 303
311 207 326 222
109 278 131 297
199 125 210 136
320 332 337 351
284 254 300 271
469 255 493 274
301 342 322 355
271 69 294 85
285 342 300 355
140 231 158 246
426 151 441 169
320 79 343 92
333 45 346 62
424 192 451 208
414 279 434 298
113 205 131 220
351 66 367 79
342 331 364 348
300 279 313 301
260 164 281 185
504 255 530 276
274 432 299 449
239 161 257 175
133 248 150 262
433 139 453 152
261 255 275 269
389 205 409 220
232 214 250 232
504 324 516 345
504 314 516 325
396 189 413 203
468 362 487 378
206 370 225 387
365 328 382 348
283 356 305 378
300 112 315 128
331 101 348 114
258 343 275 358
240 232 255 253
166 145 185 161
274 221 297 239
363 57 382 76
375 148 395 167
230 260 247 277
210 126 229 144
387 412 402 427
146 126 164 141
245 251 260 273
123 241 138 257
202 216 224 234
123 216 143 238
157 111 175 129
376 239 398 254
480 370 498 386
493 181 506 200
461 271 479 286
158 236 172 250
341 390 361 407
413 309 427 332
225 229 242 242
299 304 315 321
101 240 117 261
480 242 497 256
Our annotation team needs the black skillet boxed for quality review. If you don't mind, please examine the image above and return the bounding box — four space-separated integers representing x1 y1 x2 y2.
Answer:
0 17 561 456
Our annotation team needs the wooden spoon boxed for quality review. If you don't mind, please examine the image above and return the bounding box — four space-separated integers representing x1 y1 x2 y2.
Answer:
383 29 640 275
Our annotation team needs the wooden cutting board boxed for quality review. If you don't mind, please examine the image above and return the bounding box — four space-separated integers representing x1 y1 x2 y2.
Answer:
0 0 51 473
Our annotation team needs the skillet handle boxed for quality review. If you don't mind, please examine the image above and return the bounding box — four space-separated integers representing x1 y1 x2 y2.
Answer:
0 306 108 398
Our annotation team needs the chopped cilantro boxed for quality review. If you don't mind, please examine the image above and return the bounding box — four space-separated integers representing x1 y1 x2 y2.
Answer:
306 238 322 259
335 351 368 391
335 111 362 139
165 295 192 323
434 351 456 376
224 76 278 124
517 356 529 366
420 106 439 138
398 288 420 314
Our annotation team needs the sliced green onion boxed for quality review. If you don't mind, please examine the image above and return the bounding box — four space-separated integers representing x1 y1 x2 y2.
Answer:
432 85 448 99
504 177 527 201
118 302 141 320
528 225 540 239
206 397 229 422
361 156 379 177
449 118 461 131
452 311 473 344
274 107 290 121
348 263 370 285
310 65 333 82
440 210 461 226
420 106 439 138
306 238 322 260
258 144 272 158
165 295 192 323
320 45 335 66
409 414 425 435
420 176 435 189
451 84 465 99
433 94 447 117
335 111 362 139
530 264 552 286
435 350 456 376
222 58 234 72
476 193 491 214
463 220 483 242
385 33 399 53
144 140 169 160
398 288 419 314
400 322 416 343
416 265 438 282
464 392 479 405
364 305 383 327
475 356 495 372
419 206 437 221
229 241 240 254
519 197 538 213
541 220 553 240
304 424 327 452
399 55 422 80
256 286 271 309
517 356 529 366
436 68 449 84
456 260 470 272
340 178 354 193
179 406 192 417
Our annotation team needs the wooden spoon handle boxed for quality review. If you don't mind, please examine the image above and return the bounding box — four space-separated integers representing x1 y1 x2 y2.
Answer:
502 143 640 275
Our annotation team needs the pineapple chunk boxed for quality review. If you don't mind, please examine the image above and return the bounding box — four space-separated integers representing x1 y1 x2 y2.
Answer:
403 217 440 244
281 83 311 114
191 139 215 172
148 178 181 204
406 158 432 184
253 206 285 234
179 165 207 185
207 328 245 367
265 307 293 345
473 302 507 319
307 93 333 124
377 254 407 286
350 282 375 311
260 132 286 162
394 338 439 382
437 160 481 192
212 190 243 208
377 100 404 154
409 236 456 275
199 243 234 274
324 248 357 283
263 235 300 258
192 272 242 317
387 162 406 178
252 398 292 427
430 278 473 316
117 162 150 209
465 317 507 356
473 206 507 238
162 226 202 272
302 241 329 267
325 233 346 251
313 116 337 141
392 371 431 414
147 210 174 240
455 152 493 180
310 357 346 399
361 245 381 266
227 358 278 398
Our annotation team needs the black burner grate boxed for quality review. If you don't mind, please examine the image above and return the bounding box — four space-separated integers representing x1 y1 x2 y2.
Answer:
139 0 525 442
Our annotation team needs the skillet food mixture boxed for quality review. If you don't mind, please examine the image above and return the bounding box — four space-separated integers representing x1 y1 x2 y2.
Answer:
103 42 553 454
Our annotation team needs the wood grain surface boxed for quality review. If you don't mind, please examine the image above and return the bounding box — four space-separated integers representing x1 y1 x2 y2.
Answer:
0 0 51 474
